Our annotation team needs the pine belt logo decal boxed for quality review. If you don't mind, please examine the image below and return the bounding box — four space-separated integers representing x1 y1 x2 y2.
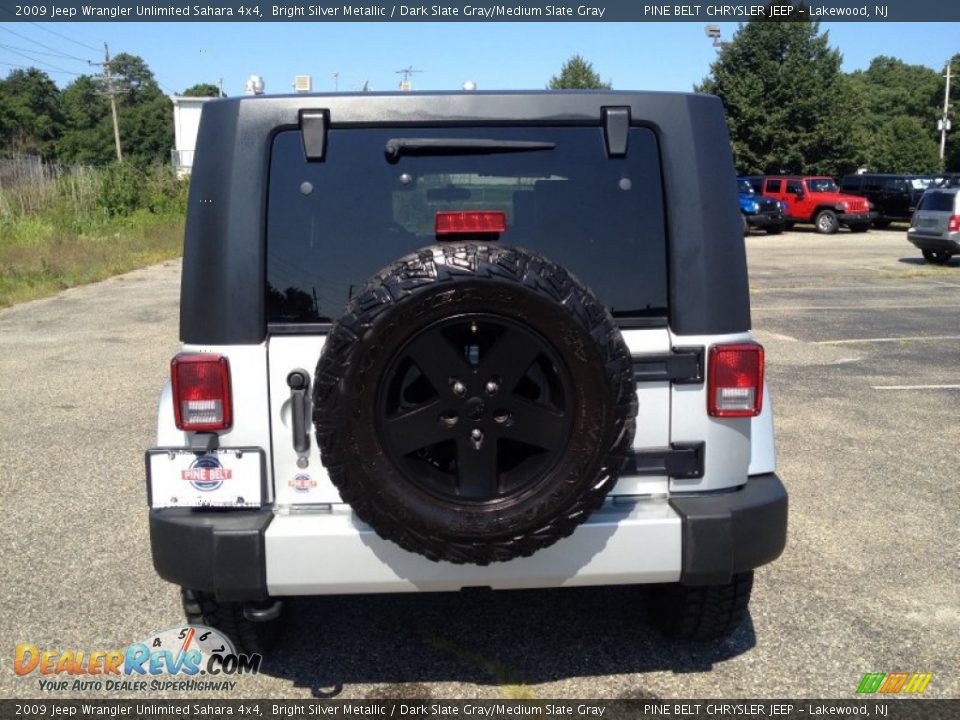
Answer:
856 672 933 694
181 455 232 492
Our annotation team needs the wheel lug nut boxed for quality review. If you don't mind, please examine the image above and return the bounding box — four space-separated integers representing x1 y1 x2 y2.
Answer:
485 381 499 395
452 381 467 397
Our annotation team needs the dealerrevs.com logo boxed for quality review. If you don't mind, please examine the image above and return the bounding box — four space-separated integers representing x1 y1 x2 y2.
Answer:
15 625 261 692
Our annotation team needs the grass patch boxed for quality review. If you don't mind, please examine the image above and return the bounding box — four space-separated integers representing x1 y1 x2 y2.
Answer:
427 635 539 700
0 214 184 307
0 163 187 308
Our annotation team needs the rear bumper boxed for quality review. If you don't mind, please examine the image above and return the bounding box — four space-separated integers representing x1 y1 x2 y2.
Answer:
907 231 960 254
149 473 787 600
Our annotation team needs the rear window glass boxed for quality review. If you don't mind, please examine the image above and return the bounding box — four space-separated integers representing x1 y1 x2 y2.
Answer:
918 191 957 212
266 126 668 324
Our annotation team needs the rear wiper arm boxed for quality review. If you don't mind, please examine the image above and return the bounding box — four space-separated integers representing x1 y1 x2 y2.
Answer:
385 138 555 163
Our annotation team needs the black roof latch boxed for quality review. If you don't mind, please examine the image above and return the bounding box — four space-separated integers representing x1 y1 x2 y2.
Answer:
301 109 329 161
602 106 630 158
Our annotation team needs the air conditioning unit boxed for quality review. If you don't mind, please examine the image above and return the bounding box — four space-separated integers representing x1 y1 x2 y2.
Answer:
245 75 265 95
293 75 312 93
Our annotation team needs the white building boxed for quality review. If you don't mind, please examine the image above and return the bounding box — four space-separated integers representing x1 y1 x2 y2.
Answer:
169 95 217 177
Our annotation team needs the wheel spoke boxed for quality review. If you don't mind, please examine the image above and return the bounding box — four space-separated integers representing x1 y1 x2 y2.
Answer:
478 327 542 391
456 437 500 499
404 333 473 389
385 400 449 454
500 398 565 450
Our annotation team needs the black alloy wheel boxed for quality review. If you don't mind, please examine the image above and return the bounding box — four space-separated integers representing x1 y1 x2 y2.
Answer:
378 314 574 503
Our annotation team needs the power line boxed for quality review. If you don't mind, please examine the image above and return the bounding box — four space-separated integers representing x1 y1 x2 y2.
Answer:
29 22 101 52
154 78 177 95
0 60 79 77
0 26 92 63
0 42 94 64
0 46 85 75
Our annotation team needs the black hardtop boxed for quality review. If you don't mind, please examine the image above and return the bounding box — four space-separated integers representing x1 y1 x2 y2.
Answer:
844 172 932 179
181 90 750 343
764 175 835 182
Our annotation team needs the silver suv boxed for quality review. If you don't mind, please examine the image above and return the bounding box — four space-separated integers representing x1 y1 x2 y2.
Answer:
908 187 960 264
146 91 787 652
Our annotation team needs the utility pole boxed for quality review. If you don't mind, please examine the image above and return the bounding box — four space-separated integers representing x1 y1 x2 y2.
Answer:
940 61 952 166
333 72 339 92
90 43 123 162
217 77 224 98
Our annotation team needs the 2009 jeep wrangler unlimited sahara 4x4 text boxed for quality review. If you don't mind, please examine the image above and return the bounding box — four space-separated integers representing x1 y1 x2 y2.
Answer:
146 91 787 651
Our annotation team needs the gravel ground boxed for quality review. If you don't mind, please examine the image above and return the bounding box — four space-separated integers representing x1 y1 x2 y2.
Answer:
2 228 957 700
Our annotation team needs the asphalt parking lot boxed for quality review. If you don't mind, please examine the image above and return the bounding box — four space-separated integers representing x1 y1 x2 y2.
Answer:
1 226 957 700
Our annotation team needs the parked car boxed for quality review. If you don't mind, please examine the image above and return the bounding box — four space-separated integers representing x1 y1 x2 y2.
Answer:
145 91 787 650
760 176 875 234
737 177 786 235
742 176 765 194
907 187 960 264
839 174 935 227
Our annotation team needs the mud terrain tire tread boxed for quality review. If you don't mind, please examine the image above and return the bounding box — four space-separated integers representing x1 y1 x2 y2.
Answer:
181 587 277 655
647 571 754 640
312 243 637 565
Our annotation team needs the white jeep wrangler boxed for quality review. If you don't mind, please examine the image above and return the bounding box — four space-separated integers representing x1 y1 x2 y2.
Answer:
147 91 787 651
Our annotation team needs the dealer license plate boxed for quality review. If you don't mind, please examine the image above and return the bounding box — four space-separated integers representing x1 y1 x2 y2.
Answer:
146 448 265 509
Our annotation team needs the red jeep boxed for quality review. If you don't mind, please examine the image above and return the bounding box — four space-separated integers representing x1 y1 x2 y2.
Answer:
761 176 875 234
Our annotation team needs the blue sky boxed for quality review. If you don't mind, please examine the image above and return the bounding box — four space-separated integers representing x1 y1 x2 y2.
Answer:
1 21 956 94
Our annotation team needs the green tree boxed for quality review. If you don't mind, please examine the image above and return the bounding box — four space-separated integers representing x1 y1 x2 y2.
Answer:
57 75 112 165
109 53 173 163
847 56 941 173
111 53 163 104
0 68 63 158
697 13 858 176
548 55 611 90
868 117 941 173
182 83 222 97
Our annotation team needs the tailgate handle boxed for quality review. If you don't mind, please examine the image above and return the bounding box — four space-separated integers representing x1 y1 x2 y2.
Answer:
286 369 311 454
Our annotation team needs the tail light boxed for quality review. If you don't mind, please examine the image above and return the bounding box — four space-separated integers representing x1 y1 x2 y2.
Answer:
171 354 232 431
708 343 764 417
948 215 960 233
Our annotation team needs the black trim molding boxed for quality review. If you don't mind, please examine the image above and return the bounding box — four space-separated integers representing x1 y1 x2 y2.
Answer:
632 346 704 385
626 443 704 479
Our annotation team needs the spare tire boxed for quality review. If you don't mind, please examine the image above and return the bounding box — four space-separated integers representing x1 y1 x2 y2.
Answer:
312 243 637 565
